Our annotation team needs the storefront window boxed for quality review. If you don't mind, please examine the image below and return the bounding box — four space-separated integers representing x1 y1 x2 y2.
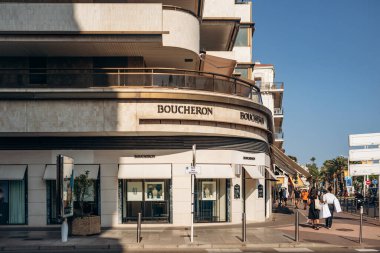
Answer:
46 178 100 224
119 179 171 223
0 179 27 225
195 179 230 222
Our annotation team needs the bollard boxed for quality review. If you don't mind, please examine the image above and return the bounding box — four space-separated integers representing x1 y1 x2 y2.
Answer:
242 212 247 242
359 206 363 244
137 212 142 243
295 210 299 242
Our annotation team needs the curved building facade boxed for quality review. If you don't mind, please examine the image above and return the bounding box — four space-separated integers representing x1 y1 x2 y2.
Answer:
0 0 275 228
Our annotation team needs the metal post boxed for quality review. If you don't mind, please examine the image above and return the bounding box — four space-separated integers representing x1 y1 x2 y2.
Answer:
190 144 196 243
359 205 363 244
242 212 246 242
295 210 299 242
137 212 141 243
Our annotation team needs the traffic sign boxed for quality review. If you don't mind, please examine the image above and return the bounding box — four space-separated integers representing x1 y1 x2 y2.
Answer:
186 166 201 174
365 180 371 185
373 179 378 185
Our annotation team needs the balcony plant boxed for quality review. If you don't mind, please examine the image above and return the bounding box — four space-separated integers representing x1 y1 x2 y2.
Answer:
71 170 100 236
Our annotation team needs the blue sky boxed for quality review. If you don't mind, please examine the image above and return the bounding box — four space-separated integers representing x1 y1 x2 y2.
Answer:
252 0 380 166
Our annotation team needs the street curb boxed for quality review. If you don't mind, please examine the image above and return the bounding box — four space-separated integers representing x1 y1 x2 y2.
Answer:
2 242 376 251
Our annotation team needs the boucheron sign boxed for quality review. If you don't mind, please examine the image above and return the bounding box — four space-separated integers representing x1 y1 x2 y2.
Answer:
157 104 213 115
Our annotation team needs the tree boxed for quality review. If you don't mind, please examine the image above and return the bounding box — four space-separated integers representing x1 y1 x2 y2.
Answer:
306 157 320 187
322 156 347 195
288 155 298 162
74 170 94 218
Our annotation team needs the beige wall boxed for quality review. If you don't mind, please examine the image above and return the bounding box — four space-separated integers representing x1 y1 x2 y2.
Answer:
163 9 200 54
0 3 163 32
0 99 269 142
203 0 251 22
0 149 270 227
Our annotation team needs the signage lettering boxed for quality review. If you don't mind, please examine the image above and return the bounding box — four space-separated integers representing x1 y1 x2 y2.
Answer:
158 105 213 115
134 155 155 158
240 112 265 125
243 156 255 160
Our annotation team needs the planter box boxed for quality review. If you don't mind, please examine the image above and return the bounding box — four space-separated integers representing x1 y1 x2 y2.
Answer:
71 216 101 236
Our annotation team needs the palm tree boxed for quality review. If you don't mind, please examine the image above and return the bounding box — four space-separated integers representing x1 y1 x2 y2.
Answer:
306 157 320 187
323 156 348 195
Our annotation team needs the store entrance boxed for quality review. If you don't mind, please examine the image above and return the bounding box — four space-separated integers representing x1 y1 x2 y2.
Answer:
119 179 170 223
194 179 230 222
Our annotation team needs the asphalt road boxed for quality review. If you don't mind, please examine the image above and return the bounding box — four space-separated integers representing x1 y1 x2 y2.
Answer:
1 247 379 253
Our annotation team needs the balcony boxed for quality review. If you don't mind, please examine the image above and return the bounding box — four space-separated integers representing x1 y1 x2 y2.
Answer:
274 131 284 141
258 82 284 92
0 68 262 102
273 108 283 116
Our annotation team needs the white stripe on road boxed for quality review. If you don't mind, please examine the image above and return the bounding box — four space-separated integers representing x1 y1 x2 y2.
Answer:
206 249 242 253
274 248 313 252
355 250 379 252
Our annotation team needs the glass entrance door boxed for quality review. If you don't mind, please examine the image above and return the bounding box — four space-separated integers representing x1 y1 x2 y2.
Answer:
194 179 230 222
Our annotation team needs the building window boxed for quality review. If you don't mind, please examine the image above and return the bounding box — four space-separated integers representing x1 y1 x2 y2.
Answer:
29 57 47 85
235 68 249 79
194 179 230 222
119 179 171 223
46 177 100 224
235 28 249 47
0 177 27 225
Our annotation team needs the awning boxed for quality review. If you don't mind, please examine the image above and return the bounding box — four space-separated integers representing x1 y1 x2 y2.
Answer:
43 164 100 180
243 165 264 179
200 53 237 77
118 164 171 179
196 164 234 179
271 145 311 178
0 165 27 180
265 167 278 181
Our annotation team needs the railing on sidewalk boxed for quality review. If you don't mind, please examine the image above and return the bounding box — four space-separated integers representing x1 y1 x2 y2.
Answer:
338 197 379 218
0 67 262 103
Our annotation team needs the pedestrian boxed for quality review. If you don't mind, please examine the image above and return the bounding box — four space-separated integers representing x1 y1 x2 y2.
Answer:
322 186 341 229
308 187 320 230
282 187 288 207
278 188 283 207
294 187 301 209
301 189 309 210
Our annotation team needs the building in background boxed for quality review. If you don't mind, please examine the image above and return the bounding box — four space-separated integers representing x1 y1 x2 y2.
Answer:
349 133 380 217
0 0 286 228
252 63 309 199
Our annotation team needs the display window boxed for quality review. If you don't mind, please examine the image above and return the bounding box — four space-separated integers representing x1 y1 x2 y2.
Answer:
46 176 100 224
0 176 27 225
119 179 171 223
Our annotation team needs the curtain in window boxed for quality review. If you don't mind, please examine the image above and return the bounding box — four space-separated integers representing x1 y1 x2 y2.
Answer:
9 180 25 224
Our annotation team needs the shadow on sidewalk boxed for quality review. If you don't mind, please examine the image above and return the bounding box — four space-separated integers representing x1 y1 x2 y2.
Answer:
272 205 295 215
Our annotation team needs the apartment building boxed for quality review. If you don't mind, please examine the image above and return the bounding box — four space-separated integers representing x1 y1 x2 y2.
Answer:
0 0 288 228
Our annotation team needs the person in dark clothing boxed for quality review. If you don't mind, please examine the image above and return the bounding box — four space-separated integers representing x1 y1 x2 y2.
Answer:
294 187 301 209
308 187 320 230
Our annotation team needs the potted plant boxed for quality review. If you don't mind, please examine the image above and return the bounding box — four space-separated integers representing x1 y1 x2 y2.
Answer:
71 170 100 236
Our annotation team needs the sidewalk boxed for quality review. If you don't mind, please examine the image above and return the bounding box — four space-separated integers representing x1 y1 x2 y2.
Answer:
0 205 379 251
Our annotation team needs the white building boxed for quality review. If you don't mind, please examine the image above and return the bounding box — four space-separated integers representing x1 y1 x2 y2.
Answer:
0 0 309 228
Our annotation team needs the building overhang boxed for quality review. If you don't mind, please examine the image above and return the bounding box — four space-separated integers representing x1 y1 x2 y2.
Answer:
272 145 311 178
200 18 240 51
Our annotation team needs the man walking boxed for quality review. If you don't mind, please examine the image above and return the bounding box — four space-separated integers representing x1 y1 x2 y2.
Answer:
323 186 340 229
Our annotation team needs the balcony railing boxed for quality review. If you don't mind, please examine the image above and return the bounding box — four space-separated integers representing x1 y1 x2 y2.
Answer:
274 131 284 140
0 68 262 103
273 108 283 116
257 82 284 91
